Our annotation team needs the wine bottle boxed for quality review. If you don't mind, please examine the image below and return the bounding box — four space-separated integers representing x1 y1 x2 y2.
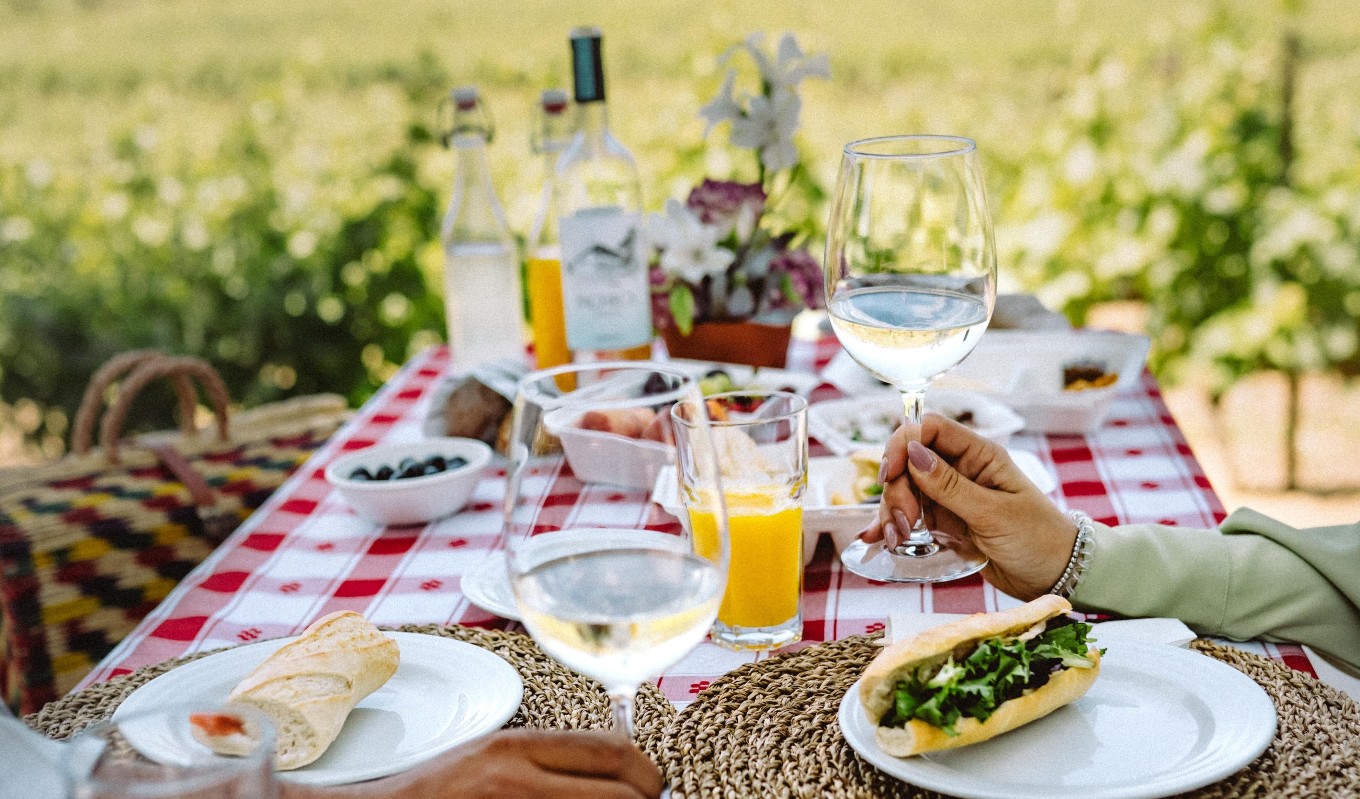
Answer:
526 89 574 372
554 26 653 362
440 87 525 368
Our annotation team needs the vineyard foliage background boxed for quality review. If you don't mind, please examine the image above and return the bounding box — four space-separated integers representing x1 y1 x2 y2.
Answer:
2 0 1359 464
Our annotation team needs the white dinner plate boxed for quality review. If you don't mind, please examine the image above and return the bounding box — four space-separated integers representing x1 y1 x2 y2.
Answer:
838 639 1277 799
114 632 524 786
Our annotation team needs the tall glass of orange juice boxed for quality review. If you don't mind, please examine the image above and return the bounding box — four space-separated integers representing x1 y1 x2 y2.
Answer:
673 391 808 650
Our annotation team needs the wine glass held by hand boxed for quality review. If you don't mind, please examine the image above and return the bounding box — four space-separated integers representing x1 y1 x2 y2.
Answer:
502 363 729 740
824 134 998 583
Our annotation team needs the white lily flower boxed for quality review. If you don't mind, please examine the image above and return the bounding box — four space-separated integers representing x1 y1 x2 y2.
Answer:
734 33 830 92
699 70 742 136
730 88 800 172
648 199 736 284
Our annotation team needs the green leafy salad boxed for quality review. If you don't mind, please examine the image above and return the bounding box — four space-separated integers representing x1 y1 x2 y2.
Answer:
879 617 1099 736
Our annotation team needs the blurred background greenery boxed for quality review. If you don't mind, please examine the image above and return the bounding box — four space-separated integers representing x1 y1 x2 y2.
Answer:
2 0 1358 509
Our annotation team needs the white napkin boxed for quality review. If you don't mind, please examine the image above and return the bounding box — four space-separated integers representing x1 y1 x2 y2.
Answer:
0 715 71 799
885 612 1195 647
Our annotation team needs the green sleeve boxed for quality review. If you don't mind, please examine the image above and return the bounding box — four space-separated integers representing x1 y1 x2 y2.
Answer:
1069 508 1360 673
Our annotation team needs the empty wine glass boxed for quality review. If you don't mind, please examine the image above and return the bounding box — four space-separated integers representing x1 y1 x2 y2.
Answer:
824 134 997 583
502 362 728 738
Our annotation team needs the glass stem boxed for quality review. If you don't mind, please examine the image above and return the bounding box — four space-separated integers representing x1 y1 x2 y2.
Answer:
897 388 939 557
608 687 637 739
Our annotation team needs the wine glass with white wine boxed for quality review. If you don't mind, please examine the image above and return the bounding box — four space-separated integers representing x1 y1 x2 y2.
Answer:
824 135 997 583
502 363 729 738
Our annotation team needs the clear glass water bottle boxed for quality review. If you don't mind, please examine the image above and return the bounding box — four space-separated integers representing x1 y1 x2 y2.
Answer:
553 26 653 362
440 86 525 368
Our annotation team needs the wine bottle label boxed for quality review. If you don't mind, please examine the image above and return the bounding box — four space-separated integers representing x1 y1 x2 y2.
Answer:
559 207 652 351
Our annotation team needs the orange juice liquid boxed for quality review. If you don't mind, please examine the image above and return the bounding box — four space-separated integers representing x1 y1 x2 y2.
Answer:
691 496 803 629
526 256 571 371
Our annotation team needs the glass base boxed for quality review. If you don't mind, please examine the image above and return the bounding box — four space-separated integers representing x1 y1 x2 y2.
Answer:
839 540 987 583
710 615 802 651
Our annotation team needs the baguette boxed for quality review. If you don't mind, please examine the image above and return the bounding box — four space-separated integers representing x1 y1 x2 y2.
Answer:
192 611 400 770
860 595 1100 757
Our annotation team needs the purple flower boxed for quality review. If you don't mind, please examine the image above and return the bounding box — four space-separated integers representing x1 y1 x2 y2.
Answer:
686 179 766 237
768 247 823 310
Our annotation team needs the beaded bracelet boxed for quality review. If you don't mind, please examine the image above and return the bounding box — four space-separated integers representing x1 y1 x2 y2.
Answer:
1049 509 1095 599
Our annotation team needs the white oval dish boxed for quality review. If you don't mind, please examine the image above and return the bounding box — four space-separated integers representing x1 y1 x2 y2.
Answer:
113 632 524 787
324 437 493 526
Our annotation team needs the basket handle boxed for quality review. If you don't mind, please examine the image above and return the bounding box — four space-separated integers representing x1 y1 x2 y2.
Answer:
71 350 200 455
99 355 232 465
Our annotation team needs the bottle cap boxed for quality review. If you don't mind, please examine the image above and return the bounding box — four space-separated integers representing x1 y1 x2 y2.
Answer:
452 86 479 111
569 26 605 104
540 89 569 115
442 87 493 147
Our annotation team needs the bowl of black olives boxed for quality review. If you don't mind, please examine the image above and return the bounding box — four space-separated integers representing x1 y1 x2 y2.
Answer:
324 437 493 526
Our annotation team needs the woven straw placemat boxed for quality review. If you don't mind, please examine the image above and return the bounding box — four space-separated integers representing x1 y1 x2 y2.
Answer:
24 623 675 761
659 636 1360 799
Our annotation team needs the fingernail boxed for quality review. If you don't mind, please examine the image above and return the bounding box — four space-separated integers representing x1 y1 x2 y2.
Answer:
878 458 888 483
884 521 900 549
907 441 936 473
856 523 876 541
893 509 911 535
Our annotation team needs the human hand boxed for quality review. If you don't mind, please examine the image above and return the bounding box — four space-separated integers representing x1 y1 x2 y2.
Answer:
287 729 664 799
861 413 1077 600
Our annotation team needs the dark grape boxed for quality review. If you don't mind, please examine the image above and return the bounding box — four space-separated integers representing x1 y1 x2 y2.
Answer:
349 467 374 481
374 465 395 480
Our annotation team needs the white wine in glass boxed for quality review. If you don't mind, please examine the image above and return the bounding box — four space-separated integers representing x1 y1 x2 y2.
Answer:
503 363 729 737
824 135 997 583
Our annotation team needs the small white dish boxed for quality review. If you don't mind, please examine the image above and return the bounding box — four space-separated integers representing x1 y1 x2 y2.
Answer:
948 330 1152 434
463 530 690 621
325 438 493 526
839 639 1277 799
543 407 674 490
808 388 1025 456
114 632 524 787
461 552 518 621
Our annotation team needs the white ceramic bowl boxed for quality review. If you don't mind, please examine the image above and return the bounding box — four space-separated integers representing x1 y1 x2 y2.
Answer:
543 408 674 490
324 437 492 526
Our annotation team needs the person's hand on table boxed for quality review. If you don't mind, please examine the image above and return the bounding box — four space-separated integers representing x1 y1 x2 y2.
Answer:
284 729 664 799
862 412 1077 600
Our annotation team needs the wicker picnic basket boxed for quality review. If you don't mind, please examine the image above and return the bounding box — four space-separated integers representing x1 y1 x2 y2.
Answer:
0 351 350 714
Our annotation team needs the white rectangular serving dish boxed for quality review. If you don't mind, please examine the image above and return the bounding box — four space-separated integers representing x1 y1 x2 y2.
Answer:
543 408 674 491
807 387 1025 456
945 330 1151 434
661 359 821 397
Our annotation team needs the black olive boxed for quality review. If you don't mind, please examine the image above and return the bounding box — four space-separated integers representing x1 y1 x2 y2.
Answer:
428 455 447 471
349 467 374 481
397 457 419 472
374 465 394 480
642 372 672 396
399 465 425 479
422 463 441 476
448 456 468 470
704 368 730 379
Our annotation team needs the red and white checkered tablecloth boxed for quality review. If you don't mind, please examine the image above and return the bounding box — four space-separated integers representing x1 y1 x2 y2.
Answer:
81 338 1318 702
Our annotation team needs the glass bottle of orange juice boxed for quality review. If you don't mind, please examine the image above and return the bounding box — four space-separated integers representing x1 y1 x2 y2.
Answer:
526 89 574 373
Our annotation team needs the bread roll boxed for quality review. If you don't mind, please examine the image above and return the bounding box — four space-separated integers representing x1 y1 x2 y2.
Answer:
860 595 1100 757
193 611 400 770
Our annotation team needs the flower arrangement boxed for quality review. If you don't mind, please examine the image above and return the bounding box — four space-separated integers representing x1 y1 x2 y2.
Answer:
647 33 829 336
